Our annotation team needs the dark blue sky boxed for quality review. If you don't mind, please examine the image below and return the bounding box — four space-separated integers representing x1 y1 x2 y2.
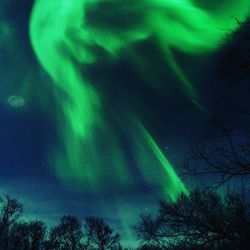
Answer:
0 0 235 247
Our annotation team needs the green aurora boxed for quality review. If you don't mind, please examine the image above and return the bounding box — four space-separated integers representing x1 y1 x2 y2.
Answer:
29 0 249 199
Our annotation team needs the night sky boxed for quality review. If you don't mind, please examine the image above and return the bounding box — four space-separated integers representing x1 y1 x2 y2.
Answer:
0 0 249 247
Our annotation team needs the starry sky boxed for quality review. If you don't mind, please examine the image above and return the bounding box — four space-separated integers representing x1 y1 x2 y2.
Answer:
0 0 249 247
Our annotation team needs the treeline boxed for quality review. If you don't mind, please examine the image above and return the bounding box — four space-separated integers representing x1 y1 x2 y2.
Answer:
0 195 121 250
0 189 250 250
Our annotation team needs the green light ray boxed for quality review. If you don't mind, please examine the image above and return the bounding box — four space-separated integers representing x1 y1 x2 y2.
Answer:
132 118 188 201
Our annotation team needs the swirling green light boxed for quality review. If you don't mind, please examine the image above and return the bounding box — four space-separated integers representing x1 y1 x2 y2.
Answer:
29 0 249 198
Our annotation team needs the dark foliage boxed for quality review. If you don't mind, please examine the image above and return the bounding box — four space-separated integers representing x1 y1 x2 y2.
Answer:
219 18 250 80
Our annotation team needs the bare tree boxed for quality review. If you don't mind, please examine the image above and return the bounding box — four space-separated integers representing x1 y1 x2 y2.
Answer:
47 215 82 250
184 72 250 192
135 190 250 249
184 18 250 190
134 214 166 249
184 115 250 189
84 217 121 250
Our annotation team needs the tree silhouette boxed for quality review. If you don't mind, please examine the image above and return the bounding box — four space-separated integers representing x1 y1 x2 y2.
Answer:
84 217 121 250
134 214 166 249
135 190 250 249
219 18 250 80
0 195 23 250
46 215 83 250
28 221 46 250
9 222 30 250
184 114 250 189
9 220 45 250
0 190 249 250
184 18 250 191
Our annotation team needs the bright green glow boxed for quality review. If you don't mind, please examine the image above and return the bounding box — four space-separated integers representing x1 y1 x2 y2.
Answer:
133 119 188 201
29 0 249 197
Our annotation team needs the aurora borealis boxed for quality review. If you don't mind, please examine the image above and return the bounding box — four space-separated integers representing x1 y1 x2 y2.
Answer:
29 0 249 196
1 0 250 246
